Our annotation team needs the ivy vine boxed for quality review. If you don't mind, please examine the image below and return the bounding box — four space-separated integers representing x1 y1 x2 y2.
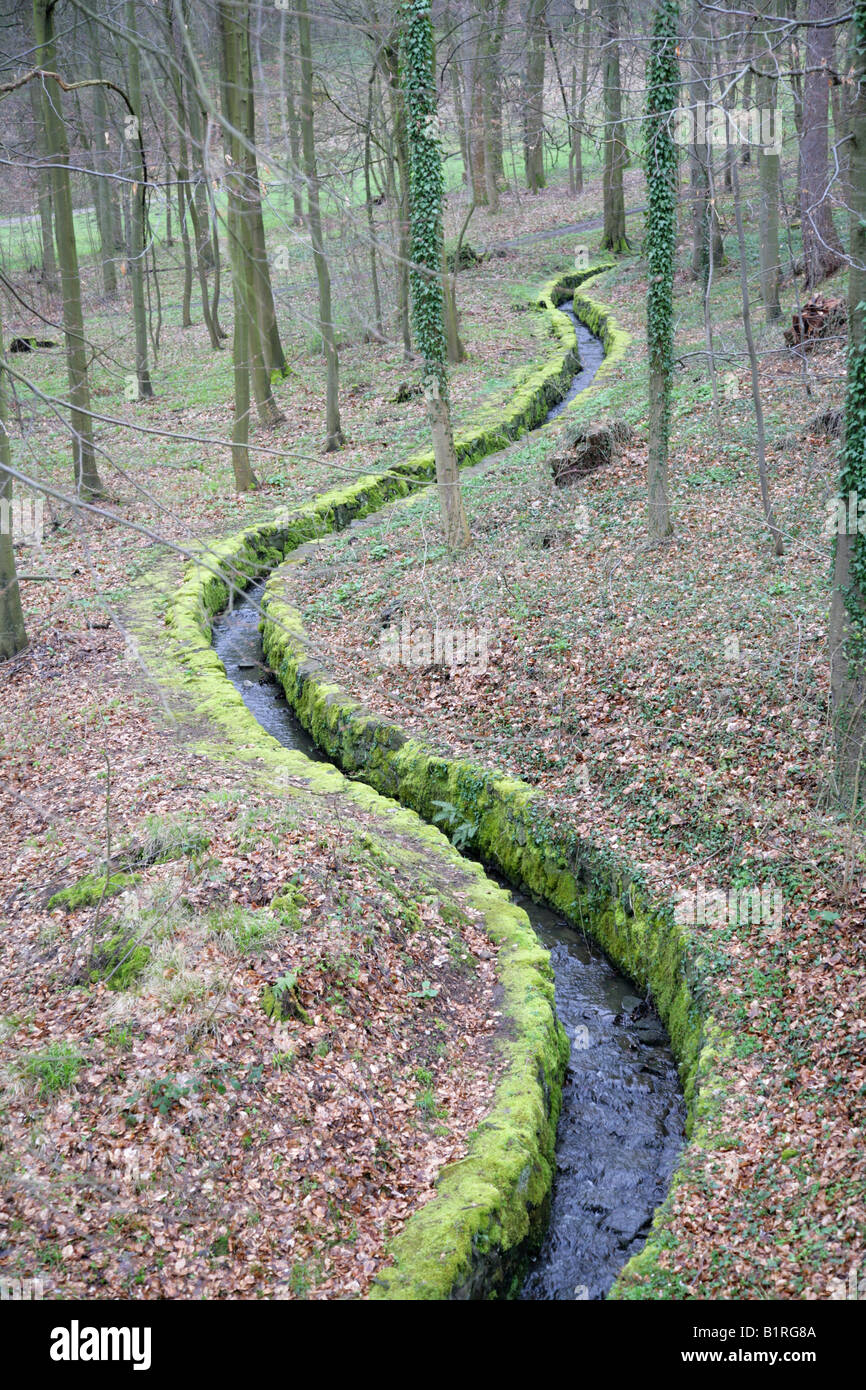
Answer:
400 0 449 398
837 0 866 666
643 0 680 449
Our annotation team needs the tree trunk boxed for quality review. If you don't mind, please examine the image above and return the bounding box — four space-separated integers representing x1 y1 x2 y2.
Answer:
573 7 592 195
690 2 724 281
33 1 104 499
644 0 679 543
601 0 629 251
799 0 845 287
27 79 58 294
85 29 118 299
279 9 305 225
176 128 194 328
756 74 782 321
364 73 385 341
219 0 283 429
126 0 154 397
381 43 412 359
403 0 470 550
524 0 547 192
732 158 785 555
0 303 28 662
297 0 343 451
830 0 866 806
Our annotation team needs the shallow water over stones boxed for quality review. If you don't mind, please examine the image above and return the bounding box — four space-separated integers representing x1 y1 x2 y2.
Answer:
513 892 684 1300
209 298 685 1300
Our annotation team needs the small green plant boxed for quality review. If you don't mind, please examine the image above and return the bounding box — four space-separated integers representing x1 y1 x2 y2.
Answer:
262 969 311 1024
431 800 478 853
146 1074 195 1117
209 905 282 956
106 1024 134 1051
409 980 439 1001
415 1086 441 1117
22 1041 83 1098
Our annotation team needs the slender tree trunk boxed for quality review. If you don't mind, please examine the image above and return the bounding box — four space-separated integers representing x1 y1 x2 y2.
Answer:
33 2 104 499
0 305 28 662
403 0 470 550
830 0 866 806
297 0 343 450
364 73 385 340
28 79 58 294
280 10 305 225
444 3 469 181
690 3 724 280
732 158 785 555
755 6 782 320
381 44 413 358
176 129 194 328
481 0 501 211
524 0 547 192
85 32 118 299
799 0 844 287
601 0 629 251
574 7 592 195
219 0 283 428
126 1 154 397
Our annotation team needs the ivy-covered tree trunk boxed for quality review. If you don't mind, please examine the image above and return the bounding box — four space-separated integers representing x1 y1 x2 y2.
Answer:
0 303 28 663
297 0 343 451
643 0 678 542
33 0 105 500
402 0 469 550
830 0 866 806
600 0 629 252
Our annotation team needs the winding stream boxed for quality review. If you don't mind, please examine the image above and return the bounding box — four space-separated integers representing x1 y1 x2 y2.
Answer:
211 295 685 1300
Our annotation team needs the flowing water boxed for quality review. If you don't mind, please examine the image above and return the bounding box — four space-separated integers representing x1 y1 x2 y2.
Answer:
210 298 685 1299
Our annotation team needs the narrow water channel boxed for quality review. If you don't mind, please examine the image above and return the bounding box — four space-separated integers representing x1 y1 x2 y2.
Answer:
210 295 685 1299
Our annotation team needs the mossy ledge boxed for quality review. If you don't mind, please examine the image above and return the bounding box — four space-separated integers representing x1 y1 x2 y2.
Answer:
252 281 725 1299
261 572 725 1300
154 269 672 1299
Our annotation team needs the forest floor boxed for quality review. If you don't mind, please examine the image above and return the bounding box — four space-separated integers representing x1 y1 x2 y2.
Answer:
1 158 864 1299
274 202 866 1297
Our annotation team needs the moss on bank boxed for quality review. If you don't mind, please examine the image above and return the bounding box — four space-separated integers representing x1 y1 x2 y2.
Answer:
133 266 699 1299
48 871 142 912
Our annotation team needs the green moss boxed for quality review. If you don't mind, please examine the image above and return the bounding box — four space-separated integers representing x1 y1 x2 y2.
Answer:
261 979 312 1026
123 265 698 1300
89 929 151 990
48 871 142 912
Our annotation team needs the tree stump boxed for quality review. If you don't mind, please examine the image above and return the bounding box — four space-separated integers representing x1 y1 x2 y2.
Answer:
550 419 633 486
